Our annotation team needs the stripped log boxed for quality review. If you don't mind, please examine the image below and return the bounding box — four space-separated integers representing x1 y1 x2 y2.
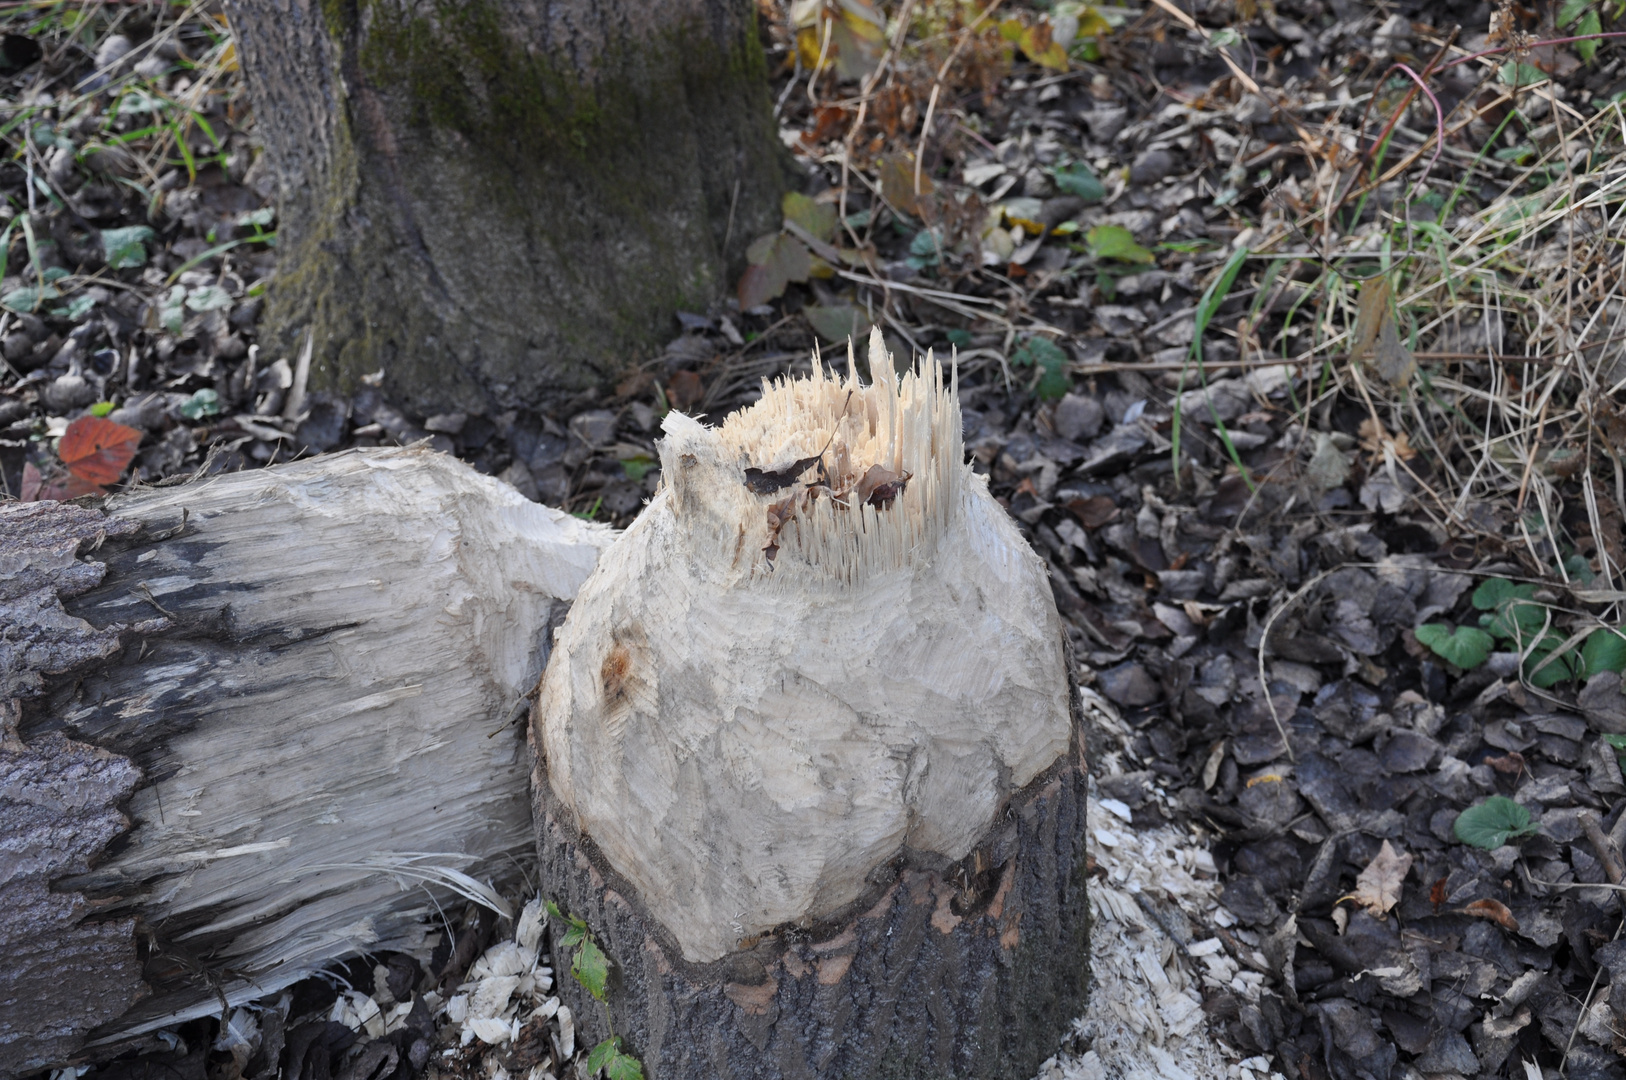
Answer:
532 332 1090 1079
0 448 612 1076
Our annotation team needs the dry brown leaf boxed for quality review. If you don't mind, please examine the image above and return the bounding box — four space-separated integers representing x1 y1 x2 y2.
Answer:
1358 416 1387 455
1461 898 1520 932
1350 276 1415 386
1351 276 1391 360
1358 418 1419 462
1347 840 1413 916
1374 316 1417 386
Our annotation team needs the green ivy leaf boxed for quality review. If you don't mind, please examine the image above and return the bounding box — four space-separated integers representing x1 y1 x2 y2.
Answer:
1 284 61 313
605 1051 645 1080
1500 60 1548 86
906 227 945 270
1051 162 1105 202
587 1038 620 1074
186 285 233 312
1453 796 1538 849
51 293 96 321
572 937 610 1001
1578 9 1603 61
1584 629 1626 678
1085 224 1154 264
1413 624 1493 670
101 225 155 270
1560 0 1591 26
159 284 187 334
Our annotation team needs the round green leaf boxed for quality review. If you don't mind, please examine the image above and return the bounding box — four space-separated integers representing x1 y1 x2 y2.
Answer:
1453 796 1537 850
1052 162 1105 202
1471 578 1534 611
1085 224 1154 264
101 225 155 270
1414 624 1493 670
1583 629 1626 678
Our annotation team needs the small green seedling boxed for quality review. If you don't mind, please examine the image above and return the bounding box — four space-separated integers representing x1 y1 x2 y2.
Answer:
546 900 644 1080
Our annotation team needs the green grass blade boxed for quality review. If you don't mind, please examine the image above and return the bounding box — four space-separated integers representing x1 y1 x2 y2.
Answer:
1172 244 1251 486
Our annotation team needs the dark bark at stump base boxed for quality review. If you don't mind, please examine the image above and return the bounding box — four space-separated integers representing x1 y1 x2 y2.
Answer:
529 725 1091 1080
228 0 789 419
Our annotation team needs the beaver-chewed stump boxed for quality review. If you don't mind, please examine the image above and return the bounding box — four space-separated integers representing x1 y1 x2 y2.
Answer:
530 330 1090 1079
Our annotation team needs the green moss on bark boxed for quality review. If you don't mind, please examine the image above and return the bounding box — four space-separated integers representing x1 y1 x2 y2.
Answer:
259 0 785 415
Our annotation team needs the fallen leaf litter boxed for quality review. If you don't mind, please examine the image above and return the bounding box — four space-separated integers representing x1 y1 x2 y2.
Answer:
14 0 1626 1077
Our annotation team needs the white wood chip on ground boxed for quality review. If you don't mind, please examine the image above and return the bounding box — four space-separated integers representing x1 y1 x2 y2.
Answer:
1034 689 1287 1080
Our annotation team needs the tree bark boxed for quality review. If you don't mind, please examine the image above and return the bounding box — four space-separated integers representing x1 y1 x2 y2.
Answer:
0 449 612 1077
227 0 788 417
530 720 1091 1080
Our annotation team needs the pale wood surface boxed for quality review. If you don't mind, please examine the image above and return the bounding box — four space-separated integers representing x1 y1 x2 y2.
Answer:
539 333 1073 963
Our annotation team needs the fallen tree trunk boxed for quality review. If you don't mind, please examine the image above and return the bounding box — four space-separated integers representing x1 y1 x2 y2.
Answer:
532 332 1090 1078
0 448 613 1076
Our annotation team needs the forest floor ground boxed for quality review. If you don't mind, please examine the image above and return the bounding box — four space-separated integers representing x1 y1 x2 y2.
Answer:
8 0 1626 1078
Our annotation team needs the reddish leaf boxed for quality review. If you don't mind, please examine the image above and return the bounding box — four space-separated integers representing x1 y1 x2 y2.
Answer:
1429 877 1447 913
38 473 107 501
668 370 705 411
59 415 141 486
737 233 813 310
737 262 782 310
20 460 42 502
22 459 106 502
1066 495 1119 529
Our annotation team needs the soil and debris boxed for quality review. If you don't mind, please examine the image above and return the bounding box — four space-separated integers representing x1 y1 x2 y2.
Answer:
13 0 1626 1077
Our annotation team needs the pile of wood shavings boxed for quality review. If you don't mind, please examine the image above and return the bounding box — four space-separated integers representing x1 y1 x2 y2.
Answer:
1039 689 1285 1080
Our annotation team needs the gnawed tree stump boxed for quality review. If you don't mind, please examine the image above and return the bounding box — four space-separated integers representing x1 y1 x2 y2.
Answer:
532 332 1090 1078
0 448 613 1076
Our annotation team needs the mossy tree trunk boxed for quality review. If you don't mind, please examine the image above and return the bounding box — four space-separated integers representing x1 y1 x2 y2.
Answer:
227 0 787 416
